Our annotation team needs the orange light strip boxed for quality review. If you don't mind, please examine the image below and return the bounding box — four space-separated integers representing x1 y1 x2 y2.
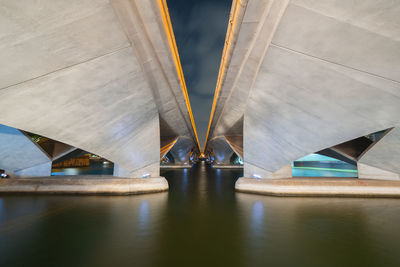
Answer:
160 138 178 157
202 0 242 153
160 138 178 152
157 0 200 152
225 138 243 160
225 138 243 152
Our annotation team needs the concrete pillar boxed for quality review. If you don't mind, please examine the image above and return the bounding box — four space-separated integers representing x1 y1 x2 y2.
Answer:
113 164 131 178
358 163 399 181
225 135 243 159
168 137 195 165
0 124 52 177
244 162 292 179
358 128 400 180
208 137 235 165
113 162 160 179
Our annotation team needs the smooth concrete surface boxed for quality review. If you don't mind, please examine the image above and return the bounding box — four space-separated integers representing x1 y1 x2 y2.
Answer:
14 162 53 178
0 39 160 178
0 176 168 195
113 164 132 178
236 177 400 198
168 137 195 165
0 0 199 177
51 143 77 161
205 0 289 142
359 128 400 176
244 162 292 179
205 0 400 179
358 163 400 181
110 0 199 153
224 135 243 159
245 0 400 176
0 124 51 177
208 136 235 165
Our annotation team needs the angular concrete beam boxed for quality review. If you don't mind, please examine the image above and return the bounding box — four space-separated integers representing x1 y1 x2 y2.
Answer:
160 137 178 160
244 162 292 179
110 0 200 152
168 137 194 165
358 163 400 181
52 143 77 161
204 0 289 150
206 0 400 179
358 128 400 180
225 135 243 159
208 137 235 165
0 0 198 178
0 124 51 177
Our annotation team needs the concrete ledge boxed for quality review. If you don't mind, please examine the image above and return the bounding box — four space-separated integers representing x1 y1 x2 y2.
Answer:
0 176 168 195
236 177 400 198
212 165 243 169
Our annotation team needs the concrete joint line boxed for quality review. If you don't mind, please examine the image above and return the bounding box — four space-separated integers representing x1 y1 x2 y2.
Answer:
0 45 131 91
269 43 400 85
208 0 290 148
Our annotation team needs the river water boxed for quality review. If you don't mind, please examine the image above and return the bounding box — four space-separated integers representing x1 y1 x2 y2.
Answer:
1 162 400 267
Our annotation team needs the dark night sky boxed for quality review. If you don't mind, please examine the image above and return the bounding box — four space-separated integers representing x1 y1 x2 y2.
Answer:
167 0 232 149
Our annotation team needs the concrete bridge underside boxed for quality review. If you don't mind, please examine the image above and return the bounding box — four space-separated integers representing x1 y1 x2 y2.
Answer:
204 0 400 190
0 0 199 182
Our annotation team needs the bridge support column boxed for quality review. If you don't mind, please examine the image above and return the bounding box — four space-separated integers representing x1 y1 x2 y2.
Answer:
358 164 400 181
113 164 131 178
166 137 195 166
208 137 235 166
244 163 292 179
357 128 400 181
0 124 52 177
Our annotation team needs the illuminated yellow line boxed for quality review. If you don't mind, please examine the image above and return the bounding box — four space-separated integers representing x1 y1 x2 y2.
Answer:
160 139 177 151
157 0 200 152
160 139 178 156
225 138 243 157
203 0 242 153
226 139 241 150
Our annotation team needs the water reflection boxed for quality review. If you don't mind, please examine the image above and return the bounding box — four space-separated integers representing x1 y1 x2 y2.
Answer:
138 200 149 230
1 164 400 267
236 193 400 267
0 193 168 267
181 168 188 193
0 198 3 221
251 201 264 234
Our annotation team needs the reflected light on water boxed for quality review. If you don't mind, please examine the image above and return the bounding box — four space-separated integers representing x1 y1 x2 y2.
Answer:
251 201 264 233
182 168 188 192
2 166 400 267
0 199 3 221
138 200 149 230
216 168 222 192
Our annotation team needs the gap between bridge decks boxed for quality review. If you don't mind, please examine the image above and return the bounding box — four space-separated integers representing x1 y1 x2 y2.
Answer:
157 0 201 152
202 0 243 153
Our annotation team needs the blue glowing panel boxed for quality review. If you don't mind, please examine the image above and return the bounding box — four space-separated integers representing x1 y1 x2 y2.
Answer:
292 153 357 178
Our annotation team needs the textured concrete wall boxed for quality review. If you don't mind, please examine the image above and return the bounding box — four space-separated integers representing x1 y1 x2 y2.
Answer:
244 0 400 178
110 0 199 153
206 0 400 179
208 137 235 165
358 128 400 180
0 0 198 177
225 135 243 159
205 0 289 144
0 124 51 177
168 137 194 165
